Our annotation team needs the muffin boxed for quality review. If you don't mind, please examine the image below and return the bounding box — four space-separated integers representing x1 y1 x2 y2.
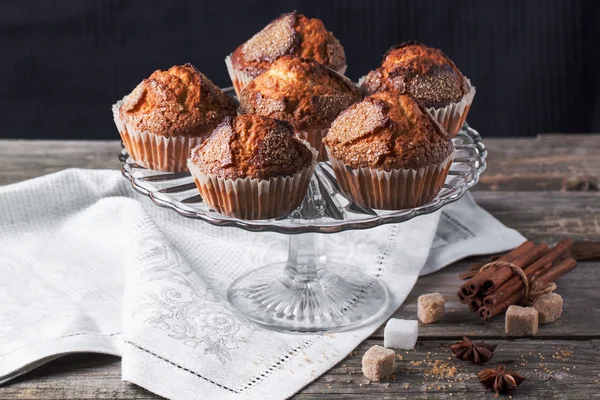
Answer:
226 11 347 97
323 91 454 210
113 63 236 172
359 41 475 137
187 115 318 220
239 55 360 160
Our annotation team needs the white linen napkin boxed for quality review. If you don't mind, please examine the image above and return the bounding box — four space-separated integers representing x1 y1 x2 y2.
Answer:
0 169 524 399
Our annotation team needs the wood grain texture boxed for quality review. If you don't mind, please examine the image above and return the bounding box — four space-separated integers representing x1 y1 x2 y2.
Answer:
1 136 599 399
3 339 600 400
2 134 600 190
478 134 600 191
0 139 121 185
381 261 600 339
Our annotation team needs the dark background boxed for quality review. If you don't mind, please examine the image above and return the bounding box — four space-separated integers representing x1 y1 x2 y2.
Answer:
1 0 598 139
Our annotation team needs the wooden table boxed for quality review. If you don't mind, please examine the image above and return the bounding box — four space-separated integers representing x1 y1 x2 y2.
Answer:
1 135 599 399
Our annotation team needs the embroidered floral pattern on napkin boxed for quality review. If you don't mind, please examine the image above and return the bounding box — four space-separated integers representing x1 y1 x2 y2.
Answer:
0 169 525 400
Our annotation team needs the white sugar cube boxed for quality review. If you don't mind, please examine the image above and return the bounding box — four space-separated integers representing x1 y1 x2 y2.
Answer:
383 318 418 350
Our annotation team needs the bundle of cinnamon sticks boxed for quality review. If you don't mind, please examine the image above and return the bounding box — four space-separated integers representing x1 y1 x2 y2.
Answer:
457 239 577 320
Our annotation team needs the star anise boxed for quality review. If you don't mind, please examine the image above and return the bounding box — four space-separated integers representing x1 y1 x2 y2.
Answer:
449 336 497 364
477 365 525 394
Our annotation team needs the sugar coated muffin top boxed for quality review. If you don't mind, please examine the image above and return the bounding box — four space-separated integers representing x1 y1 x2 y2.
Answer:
190 114 314 180
231 11 346 78
119 63 236 138
239 56 360 131
360 41 470 108
324 90 453 169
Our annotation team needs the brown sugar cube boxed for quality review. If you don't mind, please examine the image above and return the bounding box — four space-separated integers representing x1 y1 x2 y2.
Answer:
505 305 538 336
533 293 563 324
362 345 395 381
418 292 445 324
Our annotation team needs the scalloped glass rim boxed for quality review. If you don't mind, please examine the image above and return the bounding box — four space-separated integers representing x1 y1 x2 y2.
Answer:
119 123 486 235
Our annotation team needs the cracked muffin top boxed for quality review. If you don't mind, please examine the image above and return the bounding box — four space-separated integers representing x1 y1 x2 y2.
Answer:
230 11 346 78
190 114 314 180
239 56 360 131
323 90 453 170
359 41 470 108
119 63 236 138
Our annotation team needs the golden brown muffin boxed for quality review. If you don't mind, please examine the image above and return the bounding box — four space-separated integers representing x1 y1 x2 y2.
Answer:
239 56 360 131
324 90 453 170
119 63 236 138
190 115 313 180
360 41 470 109
323 91 454 210
230 11 346 79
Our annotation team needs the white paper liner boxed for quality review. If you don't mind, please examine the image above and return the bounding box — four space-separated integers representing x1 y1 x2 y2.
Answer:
327 150 455 210
294 126 329 162
226 54 347 98
112 101 204 173
426 80 476 137
187 141 318 220
357 74 367 88
225 55 255 99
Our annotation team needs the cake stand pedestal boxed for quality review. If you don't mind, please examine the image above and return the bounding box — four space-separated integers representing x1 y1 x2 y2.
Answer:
120 122 486 333
228 232 389 332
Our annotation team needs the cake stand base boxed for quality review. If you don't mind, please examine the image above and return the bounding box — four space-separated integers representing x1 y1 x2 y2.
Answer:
227 233 390 333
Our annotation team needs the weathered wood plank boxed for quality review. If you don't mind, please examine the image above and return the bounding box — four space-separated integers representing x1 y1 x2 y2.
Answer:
1 137 599 399
3 339 598 399
1 135 600 191
297 339 600 399
473 191 600 242
478 134 600 191
379 260 600 339
0 140 121 185
376 190 600 339
2 258 598 399
0 355 155 400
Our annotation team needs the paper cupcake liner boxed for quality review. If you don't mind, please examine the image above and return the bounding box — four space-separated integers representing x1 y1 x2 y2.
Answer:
295 126 329 162
226 55 347 98
426 80 476 137
187 142 318 220
327 151 454 210
225 55 255 99
112 102 204 173
357 74 367 88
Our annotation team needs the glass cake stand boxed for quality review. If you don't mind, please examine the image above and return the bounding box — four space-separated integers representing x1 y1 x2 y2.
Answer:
119 112 486 332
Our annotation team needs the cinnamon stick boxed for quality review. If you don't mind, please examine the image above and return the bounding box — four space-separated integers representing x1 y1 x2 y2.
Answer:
483 238 573 307
459 270 478 280
459 256 505 280
459 262 491 280
569 241 600 261
468 256 502 271
480 242 548 295
479 256 577 320
536 257 577 284
469 262 486 271
469 295 484 312
460 241 535 297
478 306 490 320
